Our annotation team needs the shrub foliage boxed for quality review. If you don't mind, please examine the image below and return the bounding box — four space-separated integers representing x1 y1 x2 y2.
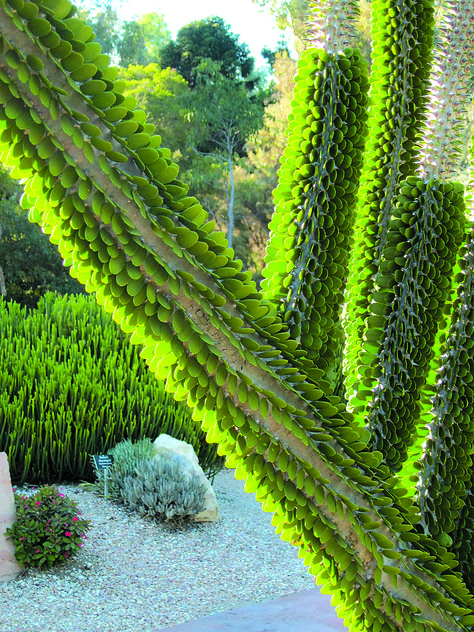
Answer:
5 486 91 568
120 455 206 523
0 293 224 483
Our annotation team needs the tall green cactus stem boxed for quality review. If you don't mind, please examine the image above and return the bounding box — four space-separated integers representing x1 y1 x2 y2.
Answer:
2 0 474 630
365 179 465 470
451 477 474 591
381 0 474 486
261 43 368 390
344 0 435 419
417 229 474 545
418 1 474 181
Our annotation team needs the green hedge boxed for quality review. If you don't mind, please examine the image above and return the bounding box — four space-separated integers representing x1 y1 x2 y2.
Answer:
0 292 224 484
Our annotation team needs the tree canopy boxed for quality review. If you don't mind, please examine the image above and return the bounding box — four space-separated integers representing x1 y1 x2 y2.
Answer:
77 1 170 67
0 167 84 308
160 16 258 89
116 13 171 68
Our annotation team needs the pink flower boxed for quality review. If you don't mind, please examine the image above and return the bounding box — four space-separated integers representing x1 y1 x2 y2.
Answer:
78 543 82 547
20 537 24 541
73 517 79 521
65 532 72 537
36 501 41 506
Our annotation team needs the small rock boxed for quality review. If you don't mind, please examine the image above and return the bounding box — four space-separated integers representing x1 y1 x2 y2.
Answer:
152 434 219 522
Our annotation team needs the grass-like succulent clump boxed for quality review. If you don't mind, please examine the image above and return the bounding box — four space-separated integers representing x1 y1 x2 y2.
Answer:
1 293 224 484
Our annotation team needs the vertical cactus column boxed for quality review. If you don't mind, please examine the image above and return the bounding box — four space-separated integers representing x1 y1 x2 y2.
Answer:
414 1 474 586
261 0 368 394
344 0 435 420
342 0 471 475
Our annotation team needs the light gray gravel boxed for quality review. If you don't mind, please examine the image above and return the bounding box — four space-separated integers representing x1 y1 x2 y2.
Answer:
0 467 315 632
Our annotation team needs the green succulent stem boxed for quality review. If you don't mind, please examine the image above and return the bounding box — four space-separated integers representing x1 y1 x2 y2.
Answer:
344 0 435 419
451 478 474 591
364 179 465 470
417 229 474 543
262 46 368 389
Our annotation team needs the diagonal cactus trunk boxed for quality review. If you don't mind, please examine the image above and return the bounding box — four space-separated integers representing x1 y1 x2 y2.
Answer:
1 0 474 631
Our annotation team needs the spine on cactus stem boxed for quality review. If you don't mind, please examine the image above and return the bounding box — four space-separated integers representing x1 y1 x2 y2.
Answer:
305 0 360 52
261 0 369 394
418 1 474 181
343 0 435 421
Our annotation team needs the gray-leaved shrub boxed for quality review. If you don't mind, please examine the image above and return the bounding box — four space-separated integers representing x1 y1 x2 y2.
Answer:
92 438 155 501
121 456 206 523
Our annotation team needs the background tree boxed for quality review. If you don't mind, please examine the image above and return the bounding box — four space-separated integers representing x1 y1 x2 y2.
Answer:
116 13 171 67
75 0 119 57
232 50 298 282
0 166 83 308
181 59 267 249
160 17 274 255
77 2 170 67
252 0 310 51
116 63 192 158
160 16 259 89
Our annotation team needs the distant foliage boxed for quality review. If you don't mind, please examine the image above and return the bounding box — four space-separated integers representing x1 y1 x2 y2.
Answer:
0 294 224 484
160 16 257 89
0 165 84 308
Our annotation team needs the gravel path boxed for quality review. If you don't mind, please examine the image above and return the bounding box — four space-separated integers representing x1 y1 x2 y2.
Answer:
0 468 316 632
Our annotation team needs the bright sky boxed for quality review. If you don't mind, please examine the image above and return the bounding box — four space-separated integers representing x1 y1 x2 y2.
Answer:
114 0 293 68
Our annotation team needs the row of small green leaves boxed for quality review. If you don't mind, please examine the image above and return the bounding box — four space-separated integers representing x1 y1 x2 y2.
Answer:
262 47 368 393
361 179 465 471
344 0 435 418
417 229 474 587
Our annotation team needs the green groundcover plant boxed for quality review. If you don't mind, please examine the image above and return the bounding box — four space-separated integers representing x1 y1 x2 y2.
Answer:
5 486 91 568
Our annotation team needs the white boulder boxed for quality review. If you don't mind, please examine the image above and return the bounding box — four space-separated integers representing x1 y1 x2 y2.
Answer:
0 453 21 582
152 434 219 522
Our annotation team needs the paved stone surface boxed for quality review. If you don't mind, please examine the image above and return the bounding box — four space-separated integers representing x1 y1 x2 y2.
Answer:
0 452 21 583
157 588 349 632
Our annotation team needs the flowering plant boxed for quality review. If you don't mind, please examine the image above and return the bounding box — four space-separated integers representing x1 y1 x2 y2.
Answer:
4 485 91 568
